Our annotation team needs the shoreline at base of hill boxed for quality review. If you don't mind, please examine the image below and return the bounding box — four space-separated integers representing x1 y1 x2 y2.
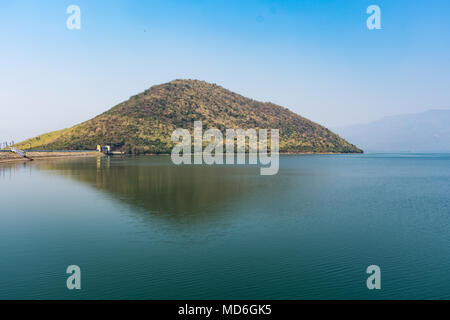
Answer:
0 151 104 163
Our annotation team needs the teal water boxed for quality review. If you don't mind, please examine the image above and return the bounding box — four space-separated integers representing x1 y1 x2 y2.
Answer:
0 154 449 299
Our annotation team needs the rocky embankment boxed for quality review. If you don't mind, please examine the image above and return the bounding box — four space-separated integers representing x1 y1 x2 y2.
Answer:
0 151 102 163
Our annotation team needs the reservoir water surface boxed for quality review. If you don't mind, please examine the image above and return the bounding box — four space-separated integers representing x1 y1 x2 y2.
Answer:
1 154 449 299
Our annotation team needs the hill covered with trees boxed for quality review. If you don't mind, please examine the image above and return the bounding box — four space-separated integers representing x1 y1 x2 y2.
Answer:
14 80 362 154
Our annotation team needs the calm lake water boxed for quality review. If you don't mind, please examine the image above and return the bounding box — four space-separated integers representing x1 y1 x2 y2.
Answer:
1 154 449 299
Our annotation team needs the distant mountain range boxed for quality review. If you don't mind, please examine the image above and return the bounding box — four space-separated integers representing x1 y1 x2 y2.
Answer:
334 109 450 152
14 79 361 154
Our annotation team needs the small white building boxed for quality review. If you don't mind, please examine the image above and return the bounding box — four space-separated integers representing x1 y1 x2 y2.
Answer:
97 145 111 154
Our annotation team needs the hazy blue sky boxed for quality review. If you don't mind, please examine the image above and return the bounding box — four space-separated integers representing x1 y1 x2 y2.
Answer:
1 0 449 141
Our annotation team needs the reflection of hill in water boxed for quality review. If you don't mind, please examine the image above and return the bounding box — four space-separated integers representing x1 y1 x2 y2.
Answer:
35 156 282 222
